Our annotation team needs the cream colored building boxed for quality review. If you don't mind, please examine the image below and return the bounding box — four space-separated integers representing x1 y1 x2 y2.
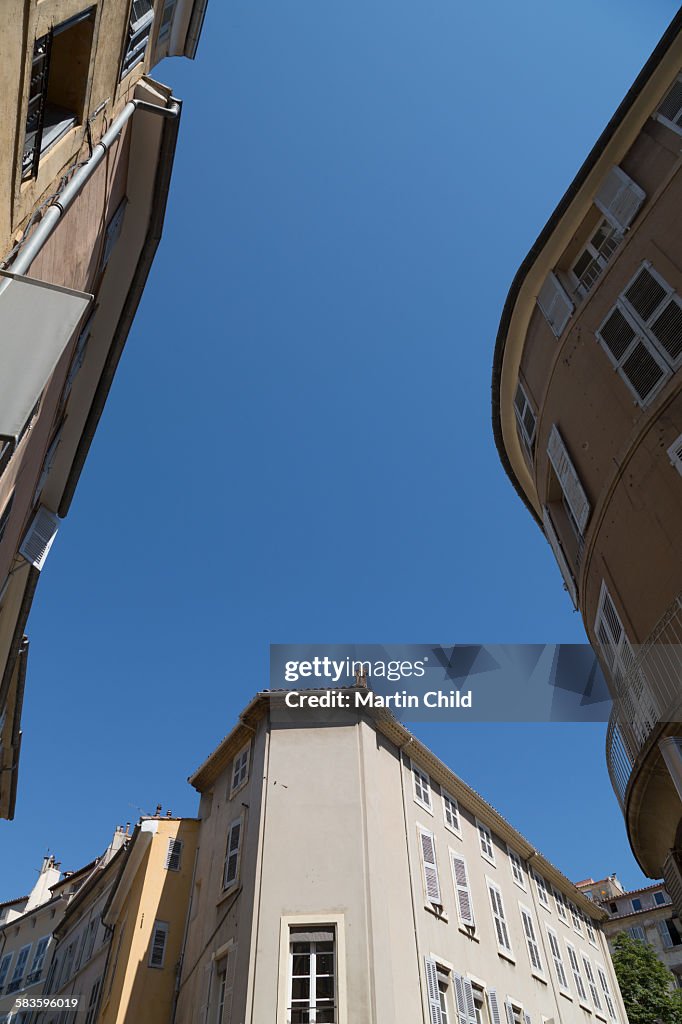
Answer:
176 691 626 1024
0 0 208 820
491 9 682 897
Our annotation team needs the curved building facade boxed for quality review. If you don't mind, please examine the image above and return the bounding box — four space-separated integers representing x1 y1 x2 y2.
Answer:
492 12 682 900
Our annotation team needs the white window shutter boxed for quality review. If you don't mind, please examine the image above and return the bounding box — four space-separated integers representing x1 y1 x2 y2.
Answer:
420 829 441 904
424 957 443 1024
488 991 502 1024
667 433 682 474
19 506 59 570
537 272 574 337
463 978 478 1024
542 509 578 607
547 425 591 533
594 166 645 233
524 1014 532 1024
658 921 673 949
505 999 515 1024
452 854 475 926
454 974 469 1024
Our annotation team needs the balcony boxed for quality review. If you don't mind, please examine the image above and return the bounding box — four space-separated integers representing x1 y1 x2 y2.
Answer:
606 594 682 811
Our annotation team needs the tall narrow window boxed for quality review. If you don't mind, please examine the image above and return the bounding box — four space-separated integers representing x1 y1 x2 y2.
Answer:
442 791 461 834
411 761 432 811
165 837 183 871
487 881 512 954
477 821 495 864
553 888 568 922
537 272 574 337
654 75 682 135
84 976 102 1024
593 167 645 235
507 848 525 890
566 942 588 1002
451 853 475 927
215 945 236 1024
223 819 242 890
27 937 50 982
148 921 169 969
419 827 442 905
596 965 617 1020
534 872 550 909
569 901 583 934
546 927 569 991
230 743 250 795
0 953 13 990
583 955 602 1012
570 218 622 298
520 904 543 973
7 945 31 993
583 911 597 945
546 426 591 536
289 927 336 1023
121 0 155 79
513 382 537 462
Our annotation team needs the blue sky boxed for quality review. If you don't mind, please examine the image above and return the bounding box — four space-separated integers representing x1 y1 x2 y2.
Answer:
1 0 678 898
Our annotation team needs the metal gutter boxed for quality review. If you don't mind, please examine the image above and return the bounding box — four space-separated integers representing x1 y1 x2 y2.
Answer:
490 7 682 526
184 0 209 59
58 97 182 517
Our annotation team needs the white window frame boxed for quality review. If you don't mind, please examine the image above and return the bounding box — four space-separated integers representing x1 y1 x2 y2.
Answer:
534 872 550 909
418 826 442 907
537 271 574 337
28 936 50 980
546 424 591 536
569 217 621 298
165 836 183 871
411 760 433 813
519 902 544 976
487 878 513 957
566 941 589 1004
596 964 617 1021
569 901 583 934
546 926 570 993
223 817 243 891
8 944 31 991
476 820 495 866
442 790 461 836
553 888 568 923
667 433 682 475
654 75 682 136
0 952 13 989
288 928 336 1024
513 380 537 462
451 851 475 928
542 508 578 607
584 910 597 947
230 742 250 797
277 914 347 1024
507 847 526 891
582 954 603 1014
148 920 169 969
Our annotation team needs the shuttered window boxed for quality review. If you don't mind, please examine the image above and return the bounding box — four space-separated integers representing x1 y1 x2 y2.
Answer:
655 76 682 135
165 837 182 871
658 920 674 949
455 974 477 1024
628 926 646 942
546 426 591 535
121 0 154 79
442 791 461 834
487 880 512 954
584 911 597 946
583 954 603 1012
594 167 645 234
520 904 543 973
571 218 621 297
569 901 582 933
534 872 550 908
0 952 15 990
148 921 169 969
419 827 442 904
84 977 102 1024
596 263 682 406
290 931 335 1024
223 819 242 890
514 381 537 460
537 272 574 337
412 760 432 810
231 743 250 795
667 433 682 476
451 853 475 927
546 926 569 990
425 957 444 1024
567 942 588 1001
597 965 617 1020
542 509 578 607
553 888 568 922
19 506 59 571
507 847 526 889
477 820 495 864
487 990 502 1024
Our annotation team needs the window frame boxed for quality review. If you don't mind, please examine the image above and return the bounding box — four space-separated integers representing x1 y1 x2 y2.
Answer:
230 742 251 797
165 836 183 871
519 902 544 977
411 759 433 813
476 820 495 866
442 790 462 837
277 915 346 1024
654 75 682 136
507 847 526 891
534 872 550 910
451 850 475 928
486 878 513 957
545 925 570 994
148 919 169 969
418 825 442 908
222 816 243 892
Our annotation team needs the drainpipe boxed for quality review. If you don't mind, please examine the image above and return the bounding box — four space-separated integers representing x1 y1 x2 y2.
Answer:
9 98 181 278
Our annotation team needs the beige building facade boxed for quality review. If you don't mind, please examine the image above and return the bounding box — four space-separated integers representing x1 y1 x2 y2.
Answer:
176 691 626 1024
491 10 682 896
0 0 208 820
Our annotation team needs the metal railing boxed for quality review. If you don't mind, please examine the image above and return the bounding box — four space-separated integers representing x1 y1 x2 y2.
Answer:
606 594 682 810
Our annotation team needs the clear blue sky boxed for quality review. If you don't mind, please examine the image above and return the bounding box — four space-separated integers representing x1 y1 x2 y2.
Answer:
1 0 678 898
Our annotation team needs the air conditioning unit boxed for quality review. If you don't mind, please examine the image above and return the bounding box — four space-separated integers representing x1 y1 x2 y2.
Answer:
19 506 59 570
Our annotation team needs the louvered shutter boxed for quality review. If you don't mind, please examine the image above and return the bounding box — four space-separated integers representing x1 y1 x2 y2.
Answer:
594 167 645 233
463 977 478 1024
668 433 682 475
19 506 59 569
420 828 441 903
658 920 674 949
546 426 590 533
537 272 574 337
424 957 443 1024
524 1013 532 1024
451 853 474 926
624 265 682 367
149 922 168 968
223 945 236 1024
488 990 502 1024
165 838 182 870
542 509 578 606
656 77 682 132
454 973 469 1024
505 999 515 1024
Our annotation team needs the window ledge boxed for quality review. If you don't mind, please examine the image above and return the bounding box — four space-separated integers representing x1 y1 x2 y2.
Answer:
531 972 547 985
424 903 448 922
559 990 574 1002
459 926 479 943
216 883 241 908
497 950 516 965
415 799 434 816
444 824 463 839
229 777 248 801
481 854 496 868
580 1002 593 1013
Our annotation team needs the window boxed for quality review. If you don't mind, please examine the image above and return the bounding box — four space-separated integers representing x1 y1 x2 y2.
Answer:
487 880 512 955
569 901 583 934
84 917 99 962
627 926 646 942
0 952 13 991
453 971 479 1024
214 945 236 1024
566 942 588 1002
520 904 543 974
546 426 591 536
654 891 668 906
418 827 442 906
596 263 682 407
537 272 574 337
148 920 169 969
553 889 568 922
593 167 645 235
487 990 502 1024
546 927 569 991
231 743 250 795
596 965 617 1021
165 837 183 871
654 75 682 135
289 926 336 1023
584 911 597 946
570 218 621 298
508 848 526 890
157 0 177 44
582 955 603 1013
442 791 461 835
542 508 578 607
477 821 495 864
534 872 550 909
451 852 475 927
412 761 432 811
7 945 31 994
631 897 642 912
22 11 95 180
514 382 537 462
657 919 682 948
121 0 155 79
84 976 102 1024
609 902 618 915
223 818 242 890
27 937 49 983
